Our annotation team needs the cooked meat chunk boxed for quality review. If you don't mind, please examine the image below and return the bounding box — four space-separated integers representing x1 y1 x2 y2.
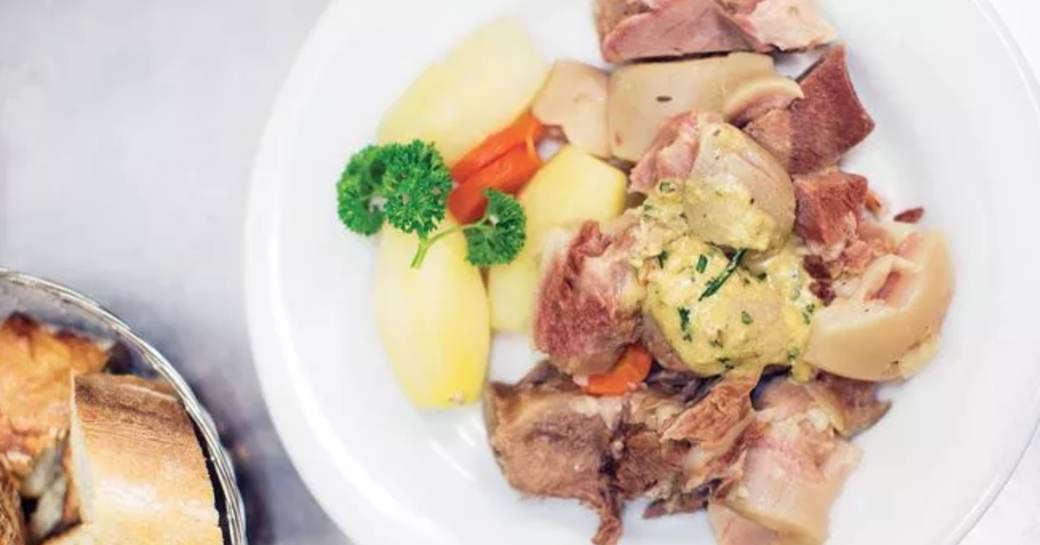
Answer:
489 365 888 544
709 502 784 545
596 0 753 63
729 0 836 52
630 112 711 194
615 389 690 506
533 220 644 376
486 366 624 545
640 316 690 373
631 113 795 252
663 371 756 444
745 46 875 174
595 0 835 63
794 170 868 261
665 371 759 493
1 467 26 545
838 218 894 275
805 373 891 437
0 314 109 487
719 379 866 545
794 169 899 278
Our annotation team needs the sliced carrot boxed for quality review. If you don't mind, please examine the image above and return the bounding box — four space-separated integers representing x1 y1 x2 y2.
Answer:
448 144 541 223
451 112 545 182
585 344 653 396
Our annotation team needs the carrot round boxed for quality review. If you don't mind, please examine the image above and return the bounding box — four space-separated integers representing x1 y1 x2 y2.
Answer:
451 112 545 182
448 145 541 223
585 344 653 396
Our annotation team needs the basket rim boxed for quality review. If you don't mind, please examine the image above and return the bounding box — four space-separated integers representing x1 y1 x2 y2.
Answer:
0 267 248 545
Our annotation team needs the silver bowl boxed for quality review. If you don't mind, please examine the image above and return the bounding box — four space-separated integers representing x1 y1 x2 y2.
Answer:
0 268 247 545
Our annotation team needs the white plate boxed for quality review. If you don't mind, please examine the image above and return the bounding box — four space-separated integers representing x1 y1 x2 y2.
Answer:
245 1 1040 544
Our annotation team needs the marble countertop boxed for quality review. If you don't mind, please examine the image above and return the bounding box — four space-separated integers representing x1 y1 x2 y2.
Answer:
1 1 1037 543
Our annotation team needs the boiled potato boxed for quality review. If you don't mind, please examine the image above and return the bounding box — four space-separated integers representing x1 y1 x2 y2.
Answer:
608 52 777 161
488 146 627 332
378 20 549 165
804 231 954 381
374 223 490 408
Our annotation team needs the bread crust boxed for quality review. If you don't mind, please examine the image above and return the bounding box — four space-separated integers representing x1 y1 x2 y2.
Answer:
47 374 221 545
1 466 26 545
0 314 109 483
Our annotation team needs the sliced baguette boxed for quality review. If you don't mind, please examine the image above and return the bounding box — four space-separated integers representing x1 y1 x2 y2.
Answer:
45 374 221 545
0 314 109 491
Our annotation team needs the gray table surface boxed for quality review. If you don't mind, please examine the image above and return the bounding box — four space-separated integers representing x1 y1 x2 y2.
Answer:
1 1 1038 544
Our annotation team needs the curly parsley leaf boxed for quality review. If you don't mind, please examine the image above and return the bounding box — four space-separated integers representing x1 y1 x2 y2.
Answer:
462 189 527 267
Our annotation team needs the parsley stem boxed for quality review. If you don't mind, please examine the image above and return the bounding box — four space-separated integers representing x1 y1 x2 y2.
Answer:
700 249 747 300
409 206 498 268
410 226 463 268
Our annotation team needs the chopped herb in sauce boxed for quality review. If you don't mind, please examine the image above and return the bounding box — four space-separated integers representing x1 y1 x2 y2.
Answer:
678 307 692 341
659 181 674 193
700 249 747 300
696 254 709 273
657 251 669 268
787 348 801 362
802 303 817 325
741 310 753 325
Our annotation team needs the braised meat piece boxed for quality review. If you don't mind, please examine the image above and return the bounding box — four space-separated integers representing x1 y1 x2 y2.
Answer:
533 220 644 376
595 0 835 63
805 372 891 437
488 364 890 545
709 502 785 545
793 169 896 278
486 364 624 545
794 170 869 261
629 111 711 194
596 0 753 63
745 46 875 174
710 377 887 544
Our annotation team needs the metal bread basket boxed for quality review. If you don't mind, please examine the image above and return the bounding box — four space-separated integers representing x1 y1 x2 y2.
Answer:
0 268 247 545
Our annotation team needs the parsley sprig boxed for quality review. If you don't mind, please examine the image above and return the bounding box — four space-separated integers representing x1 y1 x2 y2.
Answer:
336 141 526 269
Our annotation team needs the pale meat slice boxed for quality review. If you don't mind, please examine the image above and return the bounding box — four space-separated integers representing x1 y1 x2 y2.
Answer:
665 371 759 494
596 0 753 63
595 0 835 63
729 0 836 51
709 502 785 545
0 314 109 487
719 379 866 545
485 364 624 545
630 112 712 194
533 219 644 376
745 46 875 174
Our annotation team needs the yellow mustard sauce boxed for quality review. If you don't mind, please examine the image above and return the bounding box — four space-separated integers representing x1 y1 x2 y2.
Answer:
634 181 819 378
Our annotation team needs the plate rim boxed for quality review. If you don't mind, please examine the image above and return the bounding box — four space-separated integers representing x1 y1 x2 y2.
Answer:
243 0 1040 543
